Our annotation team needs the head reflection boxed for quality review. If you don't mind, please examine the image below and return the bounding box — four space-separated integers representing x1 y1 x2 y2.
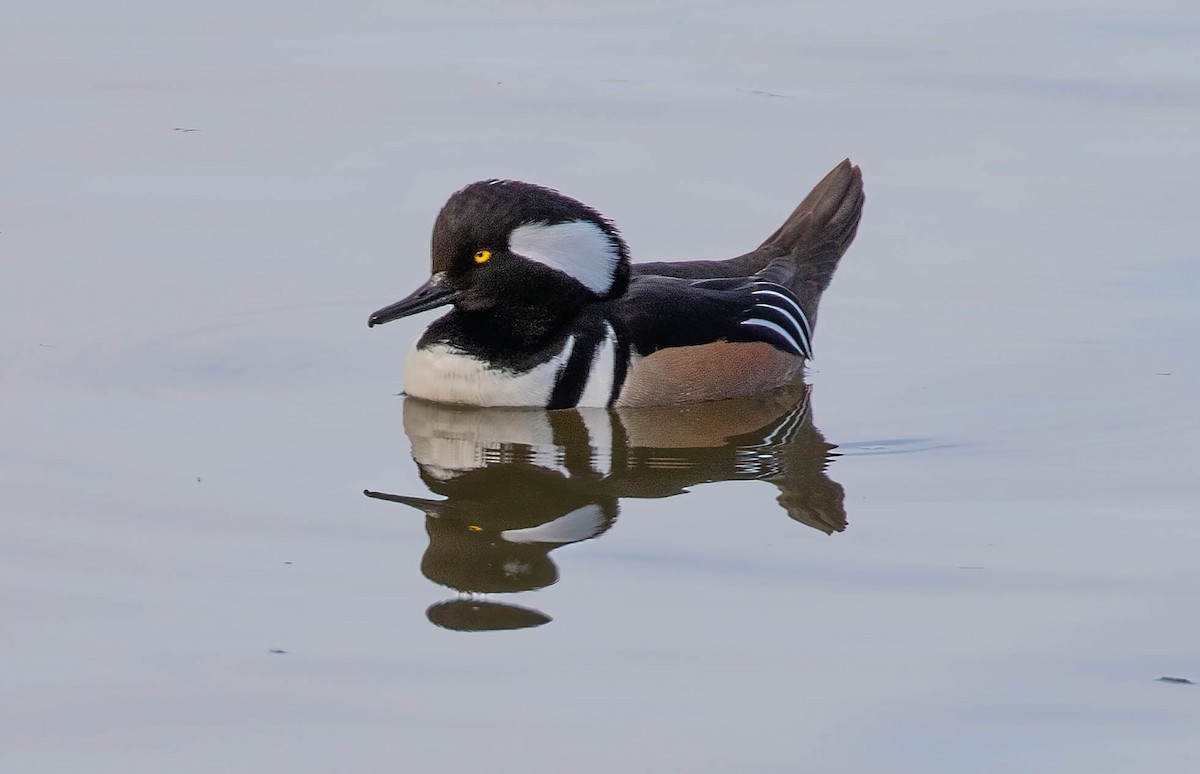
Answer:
365 383 845 631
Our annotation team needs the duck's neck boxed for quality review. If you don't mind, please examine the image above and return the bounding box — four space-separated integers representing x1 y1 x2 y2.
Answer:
419 304 580 370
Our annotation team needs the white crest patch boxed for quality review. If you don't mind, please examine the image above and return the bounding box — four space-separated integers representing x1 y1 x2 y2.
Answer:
509 220 620 294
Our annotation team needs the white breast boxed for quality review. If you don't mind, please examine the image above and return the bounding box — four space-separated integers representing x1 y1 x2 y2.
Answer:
576 322 618 408
403 338 575 407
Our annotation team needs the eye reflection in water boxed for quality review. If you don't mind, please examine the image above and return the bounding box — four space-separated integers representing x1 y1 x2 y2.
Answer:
364 382 846 632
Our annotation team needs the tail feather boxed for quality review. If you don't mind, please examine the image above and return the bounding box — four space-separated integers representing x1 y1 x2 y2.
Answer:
757 159 864 323
633 159 864 328
757 158 862 252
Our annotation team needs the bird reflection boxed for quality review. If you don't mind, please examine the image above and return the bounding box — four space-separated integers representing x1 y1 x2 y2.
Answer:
365 382 846 632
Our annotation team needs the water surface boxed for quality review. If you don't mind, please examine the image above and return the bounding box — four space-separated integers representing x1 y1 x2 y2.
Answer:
2 1 1198 772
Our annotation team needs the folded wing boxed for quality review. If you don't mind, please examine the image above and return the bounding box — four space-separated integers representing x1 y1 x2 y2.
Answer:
615 274 813 359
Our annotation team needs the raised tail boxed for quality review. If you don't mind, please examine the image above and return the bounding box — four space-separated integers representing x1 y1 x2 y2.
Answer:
633 159 865 328
755 159 863 325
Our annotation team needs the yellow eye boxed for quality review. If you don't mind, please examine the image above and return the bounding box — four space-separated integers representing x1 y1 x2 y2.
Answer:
474 249 492 264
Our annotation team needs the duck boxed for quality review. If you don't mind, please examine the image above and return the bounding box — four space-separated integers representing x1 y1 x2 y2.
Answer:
368 159 864 408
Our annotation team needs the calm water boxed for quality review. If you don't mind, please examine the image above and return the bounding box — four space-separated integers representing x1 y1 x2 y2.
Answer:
3 1 1198 771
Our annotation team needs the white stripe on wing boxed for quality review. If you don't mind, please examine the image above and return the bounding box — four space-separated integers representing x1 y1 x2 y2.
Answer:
740 318 806 357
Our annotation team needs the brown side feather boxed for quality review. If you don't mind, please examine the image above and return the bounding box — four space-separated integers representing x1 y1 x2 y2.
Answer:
616 341 804 407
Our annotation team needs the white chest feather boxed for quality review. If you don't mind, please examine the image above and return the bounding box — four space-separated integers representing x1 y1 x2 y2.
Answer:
403 339 575 407
576 323 618 408
404 321 621 408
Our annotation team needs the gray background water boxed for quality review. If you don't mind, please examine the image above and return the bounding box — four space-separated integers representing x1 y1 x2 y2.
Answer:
3 1 1198 771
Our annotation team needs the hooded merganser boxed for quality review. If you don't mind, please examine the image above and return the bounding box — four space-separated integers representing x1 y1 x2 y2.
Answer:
369 159 864 408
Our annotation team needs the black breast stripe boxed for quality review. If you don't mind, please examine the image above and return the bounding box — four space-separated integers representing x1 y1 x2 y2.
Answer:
608 325 630 408
547 325 602 409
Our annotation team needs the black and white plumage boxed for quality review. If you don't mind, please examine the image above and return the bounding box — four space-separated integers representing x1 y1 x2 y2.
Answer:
368 160 865 408
620 275 813 359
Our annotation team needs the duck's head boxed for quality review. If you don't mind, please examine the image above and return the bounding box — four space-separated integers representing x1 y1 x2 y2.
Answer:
369 180 631 328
